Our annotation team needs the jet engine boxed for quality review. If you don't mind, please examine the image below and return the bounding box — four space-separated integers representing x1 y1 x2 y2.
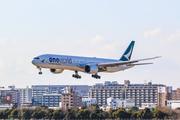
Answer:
84 64 98 74
50 69 64 74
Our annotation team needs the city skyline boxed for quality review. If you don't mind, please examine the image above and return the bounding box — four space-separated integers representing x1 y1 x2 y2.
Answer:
0 1 180 89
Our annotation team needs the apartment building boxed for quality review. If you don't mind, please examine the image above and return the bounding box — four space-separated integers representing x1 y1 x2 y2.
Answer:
172 88 180 100
16 87 32 107
0 87 20 108
172 90 177 100
157 86 172 107
31 85 91 106
88 80 171 107
42 94 61 107
61 87 82 109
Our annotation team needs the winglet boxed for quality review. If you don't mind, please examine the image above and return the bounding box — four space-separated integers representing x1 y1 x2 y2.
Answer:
119 41 135 61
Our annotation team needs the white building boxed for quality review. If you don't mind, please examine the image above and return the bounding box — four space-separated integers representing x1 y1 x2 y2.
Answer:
140 103 157 109
166 100 180 109
82 98 97 106
0 104 12 110
16 87 32 105
107 97 135 109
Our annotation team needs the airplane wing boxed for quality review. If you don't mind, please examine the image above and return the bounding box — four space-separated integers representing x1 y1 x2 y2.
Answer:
96 56 161 68
130 63 153 66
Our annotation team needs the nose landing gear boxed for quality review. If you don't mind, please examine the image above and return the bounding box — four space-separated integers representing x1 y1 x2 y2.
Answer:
37 67 42 75
92 74 101 79
72 71 81 79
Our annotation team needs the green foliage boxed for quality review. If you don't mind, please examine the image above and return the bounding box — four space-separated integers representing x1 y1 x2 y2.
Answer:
52 109 65 119
131 111 139 118
89 112 99 119
0 105 179 119
108 109 116 118
76 109 89 119
9 109 19 119
22 108 32 119
102 111 109 118
153 109 167 119
98 113 104 119
32 108 45 119
64 109 76 119
3 109 14 119
45 109 54 119
176 107 180 110
0 110 3 119
34 105 48 111
81 106 87 109
117 107 126 111
128 106 139 113
137 108 153 119
112 108 131 119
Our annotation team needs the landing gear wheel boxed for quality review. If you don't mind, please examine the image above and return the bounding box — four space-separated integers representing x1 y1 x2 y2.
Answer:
92 74 101 79
38 67 42 75
72 71 81 79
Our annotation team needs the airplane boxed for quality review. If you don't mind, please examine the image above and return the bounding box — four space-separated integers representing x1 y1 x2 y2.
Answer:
31 41 160 79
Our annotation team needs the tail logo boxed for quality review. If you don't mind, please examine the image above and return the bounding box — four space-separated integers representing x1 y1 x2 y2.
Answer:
124 47 133 60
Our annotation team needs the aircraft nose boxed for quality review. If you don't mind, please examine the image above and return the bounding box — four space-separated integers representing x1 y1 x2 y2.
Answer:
32 60 36 65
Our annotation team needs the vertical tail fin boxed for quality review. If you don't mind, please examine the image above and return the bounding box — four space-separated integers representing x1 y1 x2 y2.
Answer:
119 41 135 61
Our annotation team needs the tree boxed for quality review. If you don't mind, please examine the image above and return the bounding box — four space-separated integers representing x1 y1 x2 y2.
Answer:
9 109 19 119
34 105 48 111
113 109 130 119
175 107 180 110
21 108 32 119
98 113 104 119
0 110 3 119
153 109 167 119
64 109 77 119
70 107 79 115
76 109 89 119
81 106 87 109
32 109 45 119
89 112 99 119
52 109 65 119
137 108 153 119
128 106 139 113
131 111 139 118
3 109 13 119
102 111 109 118
45 109 54 119
108 109 116 118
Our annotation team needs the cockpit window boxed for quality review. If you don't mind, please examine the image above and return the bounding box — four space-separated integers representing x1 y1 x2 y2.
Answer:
34 57 40 60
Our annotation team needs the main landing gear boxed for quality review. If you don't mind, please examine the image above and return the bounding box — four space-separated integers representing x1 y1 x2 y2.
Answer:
92 74 101 79
37 67 42 75
72 71 81 79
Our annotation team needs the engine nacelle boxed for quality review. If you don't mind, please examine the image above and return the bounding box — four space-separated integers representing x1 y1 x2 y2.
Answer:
84 64 98 74
50 69 64 74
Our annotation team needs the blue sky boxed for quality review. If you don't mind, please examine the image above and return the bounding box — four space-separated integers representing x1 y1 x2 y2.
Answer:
0 0 180 89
